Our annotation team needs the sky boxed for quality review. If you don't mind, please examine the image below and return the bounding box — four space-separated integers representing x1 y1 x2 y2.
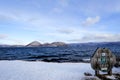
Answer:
0 0 120 45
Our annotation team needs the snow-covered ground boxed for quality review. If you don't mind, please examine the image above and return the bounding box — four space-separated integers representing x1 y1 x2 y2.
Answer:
0 61 119 80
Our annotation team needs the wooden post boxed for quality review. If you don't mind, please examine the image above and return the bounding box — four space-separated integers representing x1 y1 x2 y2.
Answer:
108 69 112 75
95 70 99 76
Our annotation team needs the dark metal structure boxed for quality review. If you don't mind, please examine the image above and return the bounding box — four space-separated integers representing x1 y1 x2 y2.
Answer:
91 48 116 76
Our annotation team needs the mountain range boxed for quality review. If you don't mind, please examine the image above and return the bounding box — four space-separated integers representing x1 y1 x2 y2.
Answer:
26 41 67 47
0 41 120 47
0 41 67 47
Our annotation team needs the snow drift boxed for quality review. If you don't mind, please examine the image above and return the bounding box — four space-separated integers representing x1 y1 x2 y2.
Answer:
0 61 119 80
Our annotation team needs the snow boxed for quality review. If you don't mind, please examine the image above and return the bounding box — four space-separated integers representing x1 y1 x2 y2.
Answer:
0 61 119 80
82 58 90 62
106 75 116 79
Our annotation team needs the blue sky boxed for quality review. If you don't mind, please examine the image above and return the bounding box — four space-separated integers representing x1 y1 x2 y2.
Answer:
0 0 120 45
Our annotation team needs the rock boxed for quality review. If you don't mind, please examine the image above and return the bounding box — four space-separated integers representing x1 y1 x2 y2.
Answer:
114 57 120 68
114 73 120 80
82 76 101 80
84 72 92 76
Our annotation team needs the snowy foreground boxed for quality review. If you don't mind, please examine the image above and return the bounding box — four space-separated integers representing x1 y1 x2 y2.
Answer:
0 61 119 80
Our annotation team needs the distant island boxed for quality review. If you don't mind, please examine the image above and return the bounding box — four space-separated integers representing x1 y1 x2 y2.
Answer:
26 41 67 47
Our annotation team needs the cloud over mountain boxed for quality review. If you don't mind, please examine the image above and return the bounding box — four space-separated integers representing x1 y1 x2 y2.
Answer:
69 33 120 42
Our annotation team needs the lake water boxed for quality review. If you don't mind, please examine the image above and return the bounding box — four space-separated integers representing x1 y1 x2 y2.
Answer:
0 45 120 62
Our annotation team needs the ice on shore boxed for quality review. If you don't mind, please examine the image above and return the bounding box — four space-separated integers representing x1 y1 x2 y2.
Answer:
0 61 119 80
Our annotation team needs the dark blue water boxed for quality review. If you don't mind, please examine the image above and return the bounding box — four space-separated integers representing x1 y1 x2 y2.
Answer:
0 45 120 62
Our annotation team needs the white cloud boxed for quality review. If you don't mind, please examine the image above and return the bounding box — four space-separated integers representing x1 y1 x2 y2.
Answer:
0 34 25 45
0 13 18 21
76 0 120 16
52 0 69 13
7 38 25 45
59 0 69 7
53 7 63 13
0 34 7 39
57 28 74 34
0 11 56 29
82 16 100 26
69 33 120 43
